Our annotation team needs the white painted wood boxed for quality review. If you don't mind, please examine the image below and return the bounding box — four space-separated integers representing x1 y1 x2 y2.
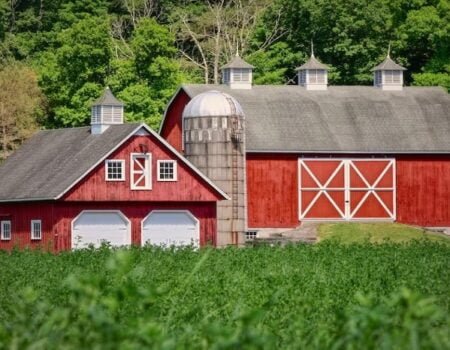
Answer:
157 160 177 181
130 153 151 190
105 159 125 181
71 210 131 249
141 210 199 247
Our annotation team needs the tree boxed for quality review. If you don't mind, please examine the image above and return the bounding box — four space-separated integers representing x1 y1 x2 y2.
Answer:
37 16 112 127
0 64 46 159
109 18 182 129
172 0 281 84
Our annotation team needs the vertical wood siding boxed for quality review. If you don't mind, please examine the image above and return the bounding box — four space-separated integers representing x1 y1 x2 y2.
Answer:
0 202 55 251
396 155 450 226
0 202 216 251
160 89 191 153
247 153 450 228
63 135 221 202
246 154 299 228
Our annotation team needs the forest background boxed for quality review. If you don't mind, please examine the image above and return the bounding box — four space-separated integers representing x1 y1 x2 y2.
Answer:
0 0 449 158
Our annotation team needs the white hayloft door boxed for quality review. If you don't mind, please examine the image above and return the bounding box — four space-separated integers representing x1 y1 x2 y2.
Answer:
71 211 131 249
141 211 199 247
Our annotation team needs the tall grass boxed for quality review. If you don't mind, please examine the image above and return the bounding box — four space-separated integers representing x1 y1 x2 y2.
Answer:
0 241 449 349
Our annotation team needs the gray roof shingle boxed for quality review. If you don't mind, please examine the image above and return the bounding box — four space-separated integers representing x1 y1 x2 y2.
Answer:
295 55 329 70
93 87 124 106
371 56 407 71
0 123 140 201
221 55 255 69
181 84 450 153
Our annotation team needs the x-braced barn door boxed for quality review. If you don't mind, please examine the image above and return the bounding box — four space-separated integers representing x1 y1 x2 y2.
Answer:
299 159 395 220
131 153 151 190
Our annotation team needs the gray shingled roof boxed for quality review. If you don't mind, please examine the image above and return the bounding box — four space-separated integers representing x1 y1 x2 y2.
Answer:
93 88 124 106
0 123 231 202
221 55 255 69
0 124 139 201
181 84 450 153
371 56 406 71
295 55 329 70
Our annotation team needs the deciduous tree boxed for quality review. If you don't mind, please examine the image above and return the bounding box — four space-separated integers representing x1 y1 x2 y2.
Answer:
0 64 46 159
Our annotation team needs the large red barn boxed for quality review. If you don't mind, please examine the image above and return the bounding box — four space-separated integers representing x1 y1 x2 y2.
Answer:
160 53 450 245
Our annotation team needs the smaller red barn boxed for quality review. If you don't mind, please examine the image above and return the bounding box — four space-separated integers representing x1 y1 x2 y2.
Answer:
0 88 228 251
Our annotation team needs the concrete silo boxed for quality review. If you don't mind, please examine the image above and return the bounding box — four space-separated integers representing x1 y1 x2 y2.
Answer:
182 90 246 246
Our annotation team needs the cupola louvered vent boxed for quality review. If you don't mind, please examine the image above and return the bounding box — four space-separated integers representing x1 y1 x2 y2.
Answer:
91 88 124 134
372 51 406 91
221 54 254 90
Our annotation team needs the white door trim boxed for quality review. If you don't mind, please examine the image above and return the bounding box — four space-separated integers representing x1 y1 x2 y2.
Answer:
130 153 152 190
298 158 396 221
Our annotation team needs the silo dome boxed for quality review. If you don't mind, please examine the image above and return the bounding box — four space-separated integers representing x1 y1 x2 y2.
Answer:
182 90 244 118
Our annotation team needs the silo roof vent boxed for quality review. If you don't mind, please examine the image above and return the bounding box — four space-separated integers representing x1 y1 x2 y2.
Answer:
182 90 244 118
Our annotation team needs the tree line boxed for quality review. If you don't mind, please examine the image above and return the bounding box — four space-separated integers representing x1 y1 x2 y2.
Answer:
0 0 449 158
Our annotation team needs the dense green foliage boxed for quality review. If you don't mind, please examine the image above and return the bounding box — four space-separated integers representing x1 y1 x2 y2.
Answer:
0 0 448 132
318 223 450 244
0 242 449 348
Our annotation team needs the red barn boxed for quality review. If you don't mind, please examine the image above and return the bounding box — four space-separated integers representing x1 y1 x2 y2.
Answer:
0 89 228 250
1 52 450 250
160 53 450 245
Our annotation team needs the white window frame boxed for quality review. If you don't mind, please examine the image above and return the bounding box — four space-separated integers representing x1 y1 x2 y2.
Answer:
1 220 11 241
130 153 152 190
105 159 126 181
31 220 42 240
157 160 178 181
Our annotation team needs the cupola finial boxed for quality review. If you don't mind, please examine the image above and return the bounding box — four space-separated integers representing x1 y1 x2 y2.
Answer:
311 39 315 58
387 42 391 58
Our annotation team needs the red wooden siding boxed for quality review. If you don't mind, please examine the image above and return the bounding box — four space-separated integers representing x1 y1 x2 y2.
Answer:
160 89 190 153
63 134 221 202
246 154 299 228
396 155 450 226
0 202 216 251
0 202 55 251
247 153 450 228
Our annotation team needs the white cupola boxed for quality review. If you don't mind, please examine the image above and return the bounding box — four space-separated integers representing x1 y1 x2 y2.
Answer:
221 53 254 90
372 50 406 91
296 43 329 90
91 87 124 134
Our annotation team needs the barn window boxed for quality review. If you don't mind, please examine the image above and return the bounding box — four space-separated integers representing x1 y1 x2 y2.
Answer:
157 160 177 181
1 220 11 240
106 160 125 181
31 220 42 240
245 230 258 241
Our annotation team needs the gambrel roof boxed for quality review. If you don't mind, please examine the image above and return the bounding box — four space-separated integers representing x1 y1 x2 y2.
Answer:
175 84 450 153
0 123 229 202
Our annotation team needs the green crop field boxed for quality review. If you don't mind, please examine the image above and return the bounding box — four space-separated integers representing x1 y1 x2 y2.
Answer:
1 241 449 349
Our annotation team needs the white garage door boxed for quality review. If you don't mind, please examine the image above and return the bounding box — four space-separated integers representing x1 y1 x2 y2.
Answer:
72 211 131 249
142 211 199 247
